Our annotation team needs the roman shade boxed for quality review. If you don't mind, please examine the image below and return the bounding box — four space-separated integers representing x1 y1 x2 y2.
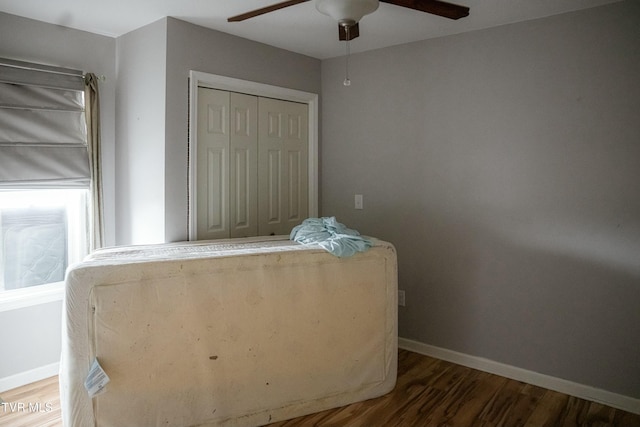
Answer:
0 58 89 188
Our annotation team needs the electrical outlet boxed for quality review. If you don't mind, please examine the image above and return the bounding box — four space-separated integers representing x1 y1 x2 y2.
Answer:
354 194 363 209
398 290 405 307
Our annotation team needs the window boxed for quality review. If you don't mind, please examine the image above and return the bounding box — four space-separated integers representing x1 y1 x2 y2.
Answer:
0 58 91 309
0 189 88 290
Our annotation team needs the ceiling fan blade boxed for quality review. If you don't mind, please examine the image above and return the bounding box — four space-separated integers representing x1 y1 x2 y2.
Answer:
380 0 469 20
338 22 360 41
228 0 310 22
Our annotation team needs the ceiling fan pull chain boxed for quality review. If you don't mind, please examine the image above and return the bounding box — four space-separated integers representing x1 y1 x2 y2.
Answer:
344 24 351 86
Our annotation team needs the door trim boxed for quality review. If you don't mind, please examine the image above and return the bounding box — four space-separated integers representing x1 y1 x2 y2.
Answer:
188 71 319 240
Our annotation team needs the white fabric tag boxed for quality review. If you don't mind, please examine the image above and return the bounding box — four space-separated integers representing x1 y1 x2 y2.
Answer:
84 358 110 398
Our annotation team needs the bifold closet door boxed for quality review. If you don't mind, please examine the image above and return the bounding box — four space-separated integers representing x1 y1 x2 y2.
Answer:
196 88 258 240
196 88 307 239
257 97 308 236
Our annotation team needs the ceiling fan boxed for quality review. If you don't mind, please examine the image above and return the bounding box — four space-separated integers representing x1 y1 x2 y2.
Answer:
229 0 469 86
228 0 470 41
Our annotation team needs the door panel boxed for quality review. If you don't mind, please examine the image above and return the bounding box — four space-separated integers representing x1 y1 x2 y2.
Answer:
204 146 226 234
287 150 302 220
197 88 229 240
266 148 282 224
229 93 258 237
195 89 308 240
258 98 308 236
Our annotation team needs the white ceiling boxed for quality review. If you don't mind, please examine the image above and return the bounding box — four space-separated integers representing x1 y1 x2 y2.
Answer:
0 0 622 59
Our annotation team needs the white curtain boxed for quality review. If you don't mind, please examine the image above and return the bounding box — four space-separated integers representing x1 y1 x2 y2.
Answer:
84 73 104 251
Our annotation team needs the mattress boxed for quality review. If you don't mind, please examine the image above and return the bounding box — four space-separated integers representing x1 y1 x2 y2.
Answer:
2 207 67 289
60 235 397 427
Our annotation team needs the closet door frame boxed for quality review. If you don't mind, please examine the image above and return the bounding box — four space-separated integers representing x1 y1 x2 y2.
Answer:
188 70 319 241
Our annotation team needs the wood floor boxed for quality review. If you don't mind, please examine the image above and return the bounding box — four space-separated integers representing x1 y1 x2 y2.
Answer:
0 375 59 427
1 349 638 427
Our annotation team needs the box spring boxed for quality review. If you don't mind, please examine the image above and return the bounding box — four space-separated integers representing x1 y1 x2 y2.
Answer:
60 236 397 427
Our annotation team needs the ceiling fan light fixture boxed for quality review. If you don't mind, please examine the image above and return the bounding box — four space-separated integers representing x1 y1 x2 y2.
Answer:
315 0 379 24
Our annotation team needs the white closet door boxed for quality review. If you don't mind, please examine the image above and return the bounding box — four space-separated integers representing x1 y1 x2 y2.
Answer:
258 97 308 236
195 89 308 240
229 93 258 238
196 88 229 240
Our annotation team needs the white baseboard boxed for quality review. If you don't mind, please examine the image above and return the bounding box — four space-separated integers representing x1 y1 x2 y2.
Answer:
0 362 59 393
399 337 640 415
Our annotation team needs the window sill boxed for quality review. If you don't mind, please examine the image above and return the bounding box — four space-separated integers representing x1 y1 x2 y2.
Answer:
0 282 64 312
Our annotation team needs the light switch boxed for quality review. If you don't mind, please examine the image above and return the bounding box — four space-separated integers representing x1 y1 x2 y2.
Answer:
354 194 363 210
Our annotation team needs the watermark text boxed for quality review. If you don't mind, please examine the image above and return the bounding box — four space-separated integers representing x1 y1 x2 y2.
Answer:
1 400 54 413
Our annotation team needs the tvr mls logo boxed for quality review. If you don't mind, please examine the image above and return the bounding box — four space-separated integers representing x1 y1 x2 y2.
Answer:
0 396 54 413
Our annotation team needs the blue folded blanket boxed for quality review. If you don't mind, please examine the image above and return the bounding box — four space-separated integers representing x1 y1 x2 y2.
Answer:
290 217 373 257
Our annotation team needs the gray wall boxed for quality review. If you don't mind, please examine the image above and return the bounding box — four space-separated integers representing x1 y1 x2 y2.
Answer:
115 19 167 245
163 17 321 242
0 12 116 383
0 301 62 379
115 17 321 244
321 1 640 398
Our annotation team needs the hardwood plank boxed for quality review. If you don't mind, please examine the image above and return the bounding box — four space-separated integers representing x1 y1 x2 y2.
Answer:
478 380 533 427
0 376 60 427
585 401 618 426
2 350 639 427
556 396 592 427
524 389 570 427
612 410 640 427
